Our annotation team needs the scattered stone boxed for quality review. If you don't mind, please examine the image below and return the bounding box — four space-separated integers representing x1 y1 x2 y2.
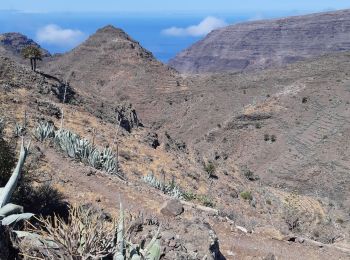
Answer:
160 199 184 217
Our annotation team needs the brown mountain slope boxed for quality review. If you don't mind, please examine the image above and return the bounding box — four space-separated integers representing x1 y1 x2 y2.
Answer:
45 25 188 124
1 46 350 258
169 9 350 73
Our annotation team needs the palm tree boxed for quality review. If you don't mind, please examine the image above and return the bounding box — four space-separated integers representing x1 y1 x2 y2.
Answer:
21 45 42 71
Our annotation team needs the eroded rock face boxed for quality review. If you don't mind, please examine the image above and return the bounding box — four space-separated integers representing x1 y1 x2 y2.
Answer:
115 102 141 132
169 9 350 73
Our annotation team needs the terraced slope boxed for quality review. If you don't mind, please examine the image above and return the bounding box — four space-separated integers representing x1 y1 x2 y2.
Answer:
162 53 350 240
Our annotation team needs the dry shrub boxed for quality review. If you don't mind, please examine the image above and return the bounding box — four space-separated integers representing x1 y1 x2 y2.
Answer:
16 205 117 259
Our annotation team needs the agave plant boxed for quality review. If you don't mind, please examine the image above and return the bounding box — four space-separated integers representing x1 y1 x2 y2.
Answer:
14 203 161 260
101 147 118 173
34 121 55 142
88 148 102 169
75 138 94 160
143 173 163 191
143 173 184 199
13 122 26 138
35 121 122 178
0 138 33 226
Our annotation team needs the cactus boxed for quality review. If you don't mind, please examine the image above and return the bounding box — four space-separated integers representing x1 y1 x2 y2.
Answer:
34 121 55 141
0 138 33 226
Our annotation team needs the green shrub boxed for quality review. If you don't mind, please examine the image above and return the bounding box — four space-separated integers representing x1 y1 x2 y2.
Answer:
204 162 216 177
240 191 253 201
197 195 215 208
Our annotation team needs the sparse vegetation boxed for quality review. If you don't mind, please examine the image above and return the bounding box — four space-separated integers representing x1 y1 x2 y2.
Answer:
197 195 215 208
21 45 42 71
264 134 276 142
240 191 253 201
241 166 259 181
15 204 161 259
302 97 308 103
204 162 216 178
264 134 270 141
283 191 301 231
143 173 184 199
270 134 277 142
34 122 122 179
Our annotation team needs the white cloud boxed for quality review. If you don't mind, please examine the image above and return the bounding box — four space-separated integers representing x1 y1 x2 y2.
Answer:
162 16 227 37
36 24 84 46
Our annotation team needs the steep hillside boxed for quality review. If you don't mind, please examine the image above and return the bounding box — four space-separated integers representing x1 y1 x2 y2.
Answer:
46 25 188 124
169 9 350 73
1 26 350 258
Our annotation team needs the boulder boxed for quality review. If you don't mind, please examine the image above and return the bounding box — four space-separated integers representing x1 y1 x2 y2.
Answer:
160 199 184 217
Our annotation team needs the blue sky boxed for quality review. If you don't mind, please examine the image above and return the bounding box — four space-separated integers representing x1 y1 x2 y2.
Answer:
1 1 349 61
1 0 349 13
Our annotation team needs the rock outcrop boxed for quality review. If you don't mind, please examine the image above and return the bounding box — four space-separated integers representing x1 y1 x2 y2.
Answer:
115 102 141 132
169 9 350 73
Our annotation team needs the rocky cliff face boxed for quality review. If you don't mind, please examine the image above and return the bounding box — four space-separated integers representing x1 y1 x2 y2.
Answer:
0 32 50 60
169 9 350 73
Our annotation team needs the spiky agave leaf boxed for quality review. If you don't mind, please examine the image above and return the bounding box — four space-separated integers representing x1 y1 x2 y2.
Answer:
13 122 25 137
142 227 161 260
0 138 30 208
34 121 55 141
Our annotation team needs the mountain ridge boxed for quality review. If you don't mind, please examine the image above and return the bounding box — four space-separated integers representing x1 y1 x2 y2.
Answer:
169 8 350 73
